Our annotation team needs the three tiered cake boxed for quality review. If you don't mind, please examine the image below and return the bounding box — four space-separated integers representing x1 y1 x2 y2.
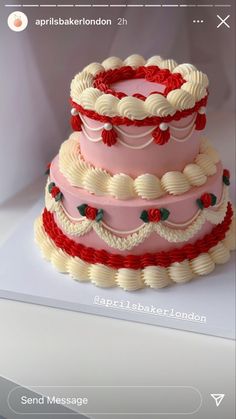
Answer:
35 54 235 290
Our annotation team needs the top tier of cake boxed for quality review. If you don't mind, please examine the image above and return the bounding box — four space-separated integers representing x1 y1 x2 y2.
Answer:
70 54 209 177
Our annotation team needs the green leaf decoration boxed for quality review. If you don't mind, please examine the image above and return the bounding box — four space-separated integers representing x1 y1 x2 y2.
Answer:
140 210 149 223
223 175 230 186
196 198 204 209
96 209 104 222
55 192 63 202
77 203 88 216
48 182 55 193
210 194 217 206
160 208 170 221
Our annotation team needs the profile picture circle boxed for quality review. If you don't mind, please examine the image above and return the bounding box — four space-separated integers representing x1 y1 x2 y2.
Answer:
8 11 28 32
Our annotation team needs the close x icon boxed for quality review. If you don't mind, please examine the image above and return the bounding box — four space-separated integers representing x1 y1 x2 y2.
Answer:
217 14 230 29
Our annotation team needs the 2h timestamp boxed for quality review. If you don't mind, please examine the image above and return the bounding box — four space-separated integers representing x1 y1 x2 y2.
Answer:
117 17 128 26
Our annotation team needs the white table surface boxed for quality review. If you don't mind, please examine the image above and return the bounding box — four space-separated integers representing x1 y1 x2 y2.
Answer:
0 112 235 418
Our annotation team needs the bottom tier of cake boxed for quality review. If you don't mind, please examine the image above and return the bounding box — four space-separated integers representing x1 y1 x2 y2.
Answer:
34 207 235 291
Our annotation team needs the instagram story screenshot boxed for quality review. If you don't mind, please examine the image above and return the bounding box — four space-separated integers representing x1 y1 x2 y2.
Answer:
0 0 235 418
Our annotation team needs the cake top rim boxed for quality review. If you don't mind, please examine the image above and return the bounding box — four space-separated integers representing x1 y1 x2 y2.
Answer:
70 54 209 122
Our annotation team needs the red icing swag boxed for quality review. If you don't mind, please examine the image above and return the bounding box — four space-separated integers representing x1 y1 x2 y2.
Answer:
101 125 117 146
195 112 206 130
152 125 170 145
70 114 82 131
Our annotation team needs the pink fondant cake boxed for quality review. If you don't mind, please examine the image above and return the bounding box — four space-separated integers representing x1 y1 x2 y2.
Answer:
35 54 235 291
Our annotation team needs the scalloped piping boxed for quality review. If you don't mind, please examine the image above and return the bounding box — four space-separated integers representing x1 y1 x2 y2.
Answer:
80 115 197 148
58 135 220 200
80 113 196 136
45 182 228 250
34 214 235 291
70 54 208 120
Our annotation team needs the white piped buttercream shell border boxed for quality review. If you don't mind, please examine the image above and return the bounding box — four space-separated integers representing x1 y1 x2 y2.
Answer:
58 134 220 200
34 213 235 291
70 54 209 120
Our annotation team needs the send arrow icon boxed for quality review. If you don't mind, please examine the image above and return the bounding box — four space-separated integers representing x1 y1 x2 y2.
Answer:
210 394 225 407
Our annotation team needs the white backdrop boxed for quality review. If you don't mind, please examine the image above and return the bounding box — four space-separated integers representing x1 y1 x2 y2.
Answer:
0 0 234 204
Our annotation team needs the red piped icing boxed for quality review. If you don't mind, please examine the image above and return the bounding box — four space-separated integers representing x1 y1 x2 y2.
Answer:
101 127 117 146
133 93 146 101
152 126 170 145
195 112 206 130
201 193 215 208
50 186 60 198
42 203 233 270
93 66 185 99
71 115 82 131
223 169 230 179
85 206 97 220
148 209 162 222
